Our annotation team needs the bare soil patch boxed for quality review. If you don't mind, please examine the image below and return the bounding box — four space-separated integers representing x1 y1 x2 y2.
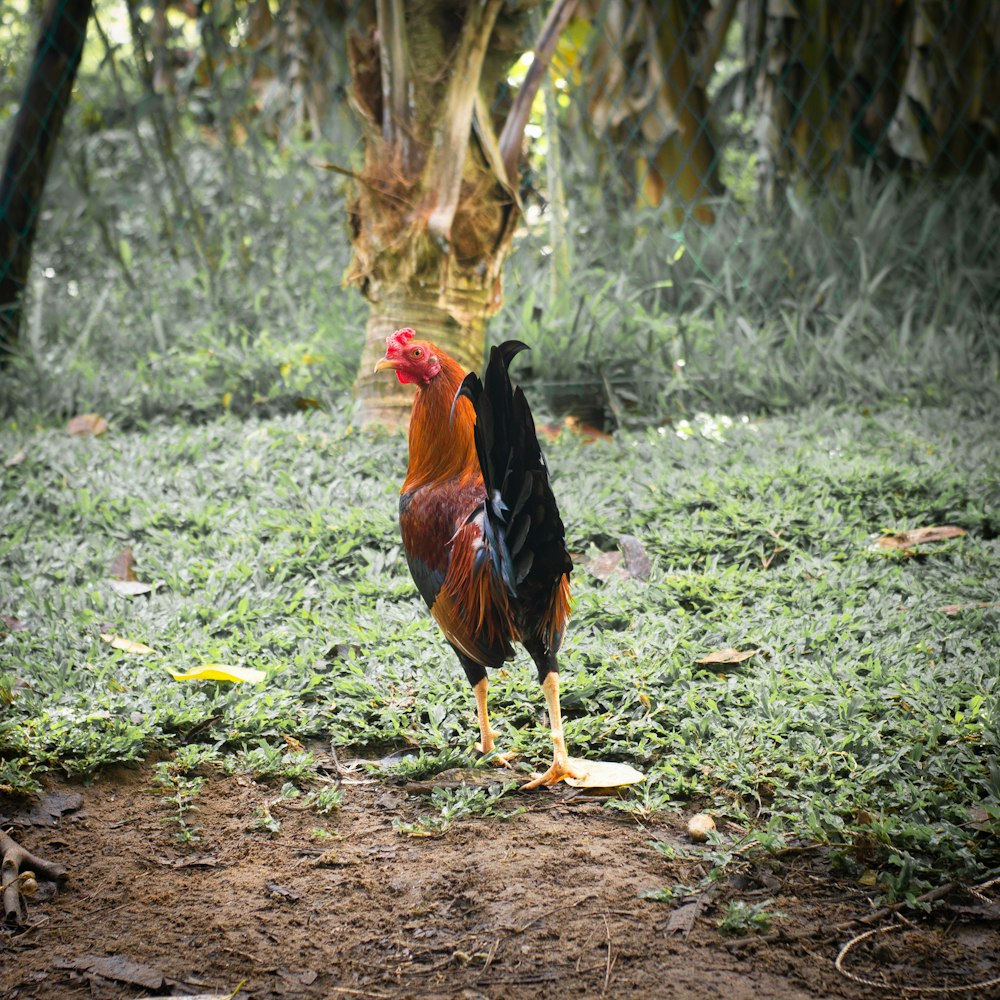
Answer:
2 761 997 999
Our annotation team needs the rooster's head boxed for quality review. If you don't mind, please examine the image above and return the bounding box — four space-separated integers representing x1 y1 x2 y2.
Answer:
374 328 442 386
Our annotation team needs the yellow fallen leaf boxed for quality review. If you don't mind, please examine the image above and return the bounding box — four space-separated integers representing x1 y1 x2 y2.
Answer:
697 647 759 665
563 758 645 789
168 664 266 684
66 413 109 437
100 632 155 655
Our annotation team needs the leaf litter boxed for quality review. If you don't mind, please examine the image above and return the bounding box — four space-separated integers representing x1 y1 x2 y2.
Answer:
100 633 156 655
167 664 267 684
697 647 759 666
65 414 109 437
873 524 966 553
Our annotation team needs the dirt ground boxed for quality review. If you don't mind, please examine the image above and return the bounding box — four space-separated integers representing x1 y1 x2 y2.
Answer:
2 757 998 1000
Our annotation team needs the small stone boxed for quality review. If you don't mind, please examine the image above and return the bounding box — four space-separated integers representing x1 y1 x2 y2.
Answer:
687 813 716 842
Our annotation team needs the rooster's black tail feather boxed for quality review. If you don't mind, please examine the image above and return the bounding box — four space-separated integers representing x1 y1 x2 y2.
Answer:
457 342 572 647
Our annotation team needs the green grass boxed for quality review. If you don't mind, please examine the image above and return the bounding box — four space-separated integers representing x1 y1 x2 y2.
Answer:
2 401 998 900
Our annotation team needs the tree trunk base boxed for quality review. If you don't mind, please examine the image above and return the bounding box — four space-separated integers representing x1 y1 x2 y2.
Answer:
1 830 67 927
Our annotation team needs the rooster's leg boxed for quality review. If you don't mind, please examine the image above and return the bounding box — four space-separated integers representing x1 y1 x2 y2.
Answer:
468 674 515 767
522 671 587 789
472 676 501 754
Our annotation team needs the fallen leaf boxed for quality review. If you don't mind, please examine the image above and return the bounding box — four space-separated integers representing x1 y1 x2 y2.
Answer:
108 546 137 581
966 806 994 833
0 789 83 827
168 664 266 684
312 850 357 868
697 647 759 665
875 525 966 550
157 855 221 868
4 450 27 468
266 880 300 902
167 994 243 1000
563 758 645 789
587 550 622 582
563 415 612 442
1 614 27 633
100 632 156 655
619 534 651 580
536 418 612 443
666 901 700 936
585 535 652 583
326 642 363 661
108 579 154 597
167 993 245 1000
54 954 164 990
278 967 318 985
938 897 1000 921
66 413 109 437
938 601 1000 616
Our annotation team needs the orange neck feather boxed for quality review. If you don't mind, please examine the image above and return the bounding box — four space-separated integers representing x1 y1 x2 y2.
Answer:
403 350 479 493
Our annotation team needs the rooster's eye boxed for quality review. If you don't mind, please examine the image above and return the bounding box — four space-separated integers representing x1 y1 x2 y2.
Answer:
412 348 423 359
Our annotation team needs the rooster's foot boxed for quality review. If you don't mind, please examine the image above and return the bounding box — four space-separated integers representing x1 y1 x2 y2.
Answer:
522 754 589 790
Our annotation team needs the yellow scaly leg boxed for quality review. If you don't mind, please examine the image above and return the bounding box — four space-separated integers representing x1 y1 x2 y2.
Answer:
472 676 515 767
522 671 587 789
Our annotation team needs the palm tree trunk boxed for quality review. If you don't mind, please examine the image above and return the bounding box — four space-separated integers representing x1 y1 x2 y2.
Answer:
346 0 571 429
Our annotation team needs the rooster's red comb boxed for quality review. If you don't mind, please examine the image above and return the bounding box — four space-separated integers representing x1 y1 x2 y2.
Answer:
386 328 416 354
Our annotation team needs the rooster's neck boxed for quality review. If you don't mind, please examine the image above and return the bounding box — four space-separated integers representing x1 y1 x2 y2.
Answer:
403 355 479 493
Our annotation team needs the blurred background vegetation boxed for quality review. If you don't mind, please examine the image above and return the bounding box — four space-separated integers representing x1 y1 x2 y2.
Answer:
1 0 998 428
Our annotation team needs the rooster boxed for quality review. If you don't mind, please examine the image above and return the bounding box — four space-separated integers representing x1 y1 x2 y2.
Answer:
374 328 584 787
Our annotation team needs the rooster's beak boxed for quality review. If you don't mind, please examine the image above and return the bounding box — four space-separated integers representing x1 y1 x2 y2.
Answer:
373 356 397 374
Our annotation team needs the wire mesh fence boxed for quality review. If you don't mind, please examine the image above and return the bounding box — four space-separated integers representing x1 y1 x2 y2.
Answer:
1 0 998 418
